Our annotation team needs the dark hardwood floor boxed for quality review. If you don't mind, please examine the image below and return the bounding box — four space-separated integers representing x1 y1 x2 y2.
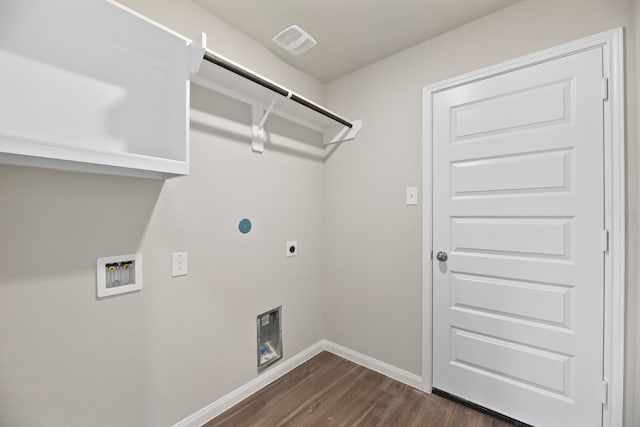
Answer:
204 351 512 427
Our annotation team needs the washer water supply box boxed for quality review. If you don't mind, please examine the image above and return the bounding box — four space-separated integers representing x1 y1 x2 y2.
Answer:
96 253 142 298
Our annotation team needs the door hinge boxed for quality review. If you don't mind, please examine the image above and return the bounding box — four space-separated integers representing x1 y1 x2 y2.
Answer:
430 251 433 260
601 380 609 405
602 229 610 253
602 78 609 101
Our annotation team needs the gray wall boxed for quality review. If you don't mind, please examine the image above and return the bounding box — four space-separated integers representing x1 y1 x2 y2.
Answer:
0 1 327 426
324 0 639 425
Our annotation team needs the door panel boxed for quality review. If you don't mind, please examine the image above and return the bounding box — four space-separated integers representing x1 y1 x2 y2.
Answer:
432 47 604 426
451 149 571 196
450 327 571 395
451 80 571 140
451 217 571 257
450 273 571 326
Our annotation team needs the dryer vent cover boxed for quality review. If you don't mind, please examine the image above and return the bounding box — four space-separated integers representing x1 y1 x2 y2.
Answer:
272 25 317 56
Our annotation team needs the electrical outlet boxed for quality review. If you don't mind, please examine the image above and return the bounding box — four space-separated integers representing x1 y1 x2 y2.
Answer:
172 252 188 277
286 241 297 257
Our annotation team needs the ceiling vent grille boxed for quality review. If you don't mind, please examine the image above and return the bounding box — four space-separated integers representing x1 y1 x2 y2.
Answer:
272 25 317 56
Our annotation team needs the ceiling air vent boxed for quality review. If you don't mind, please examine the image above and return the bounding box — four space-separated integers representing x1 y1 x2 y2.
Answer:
272 25 317 56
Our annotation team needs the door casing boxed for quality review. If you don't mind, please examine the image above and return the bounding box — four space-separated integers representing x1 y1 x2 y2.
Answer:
421 28 625 427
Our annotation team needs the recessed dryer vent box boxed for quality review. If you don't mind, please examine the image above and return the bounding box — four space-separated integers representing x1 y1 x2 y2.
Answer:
257 306 282 372
97 253 142 298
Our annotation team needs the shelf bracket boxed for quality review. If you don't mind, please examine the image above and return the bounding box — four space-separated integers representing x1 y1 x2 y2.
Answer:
251 97 278 153
323 119 363 145
188 32 207 77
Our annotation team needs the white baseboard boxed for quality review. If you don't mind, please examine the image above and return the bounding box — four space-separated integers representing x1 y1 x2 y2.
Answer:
172 341 325 427
321 340 423 390
172 340 423 427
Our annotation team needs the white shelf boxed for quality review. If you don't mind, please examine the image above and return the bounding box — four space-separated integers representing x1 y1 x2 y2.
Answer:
0 0 191 178
189 34 362 153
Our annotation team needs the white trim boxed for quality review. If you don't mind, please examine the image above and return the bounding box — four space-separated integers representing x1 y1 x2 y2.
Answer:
172 342 325 427
422 71 434 394
601 28 625 427
421 28 625 427
323 341 423 390
172 340 423 427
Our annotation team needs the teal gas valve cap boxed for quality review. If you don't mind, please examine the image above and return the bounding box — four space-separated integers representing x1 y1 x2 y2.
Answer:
239 218 252 234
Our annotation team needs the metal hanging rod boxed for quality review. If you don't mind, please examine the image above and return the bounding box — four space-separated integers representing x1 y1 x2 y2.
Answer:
202 51 353 129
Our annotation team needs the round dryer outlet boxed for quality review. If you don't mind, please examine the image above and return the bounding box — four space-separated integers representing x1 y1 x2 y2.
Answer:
286 241 297 257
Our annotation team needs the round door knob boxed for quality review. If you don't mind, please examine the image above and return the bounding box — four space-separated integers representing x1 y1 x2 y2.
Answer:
436 251 448 262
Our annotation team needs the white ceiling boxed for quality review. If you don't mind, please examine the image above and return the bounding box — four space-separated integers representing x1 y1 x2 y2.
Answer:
194 0 520 82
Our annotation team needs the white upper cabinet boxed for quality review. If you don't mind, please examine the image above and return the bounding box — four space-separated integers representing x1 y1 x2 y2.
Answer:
0 0 191 179
0 1 361 178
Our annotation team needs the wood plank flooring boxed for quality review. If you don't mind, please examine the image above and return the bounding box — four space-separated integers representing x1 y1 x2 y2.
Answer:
204 351 512 427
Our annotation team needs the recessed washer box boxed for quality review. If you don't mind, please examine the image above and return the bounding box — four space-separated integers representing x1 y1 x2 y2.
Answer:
257 306 282 372
97 253 142 298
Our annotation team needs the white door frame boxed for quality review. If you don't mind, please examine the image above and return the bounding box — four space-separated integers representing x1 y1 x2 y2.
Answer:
422 28 625 427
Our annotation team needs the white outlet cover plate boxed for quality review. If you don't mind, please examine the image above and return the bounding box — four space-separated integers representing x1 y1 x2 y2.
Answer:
172 252 188 277
96 253 142 298
286 241 297 257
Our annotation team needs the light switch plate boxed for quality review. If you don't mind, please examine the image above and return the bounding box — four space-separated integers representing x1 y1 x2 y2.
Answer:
406 187 418 205
172 252 188 277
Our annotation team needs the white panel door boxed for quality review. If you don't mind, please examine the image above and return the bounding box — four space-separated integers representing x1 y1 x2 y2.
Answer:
432 46 605 426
